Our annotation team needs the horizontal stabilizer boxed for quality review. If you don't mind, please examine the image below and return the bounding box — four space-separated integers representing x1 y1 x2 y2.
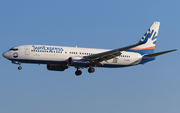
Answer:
144 49 177 57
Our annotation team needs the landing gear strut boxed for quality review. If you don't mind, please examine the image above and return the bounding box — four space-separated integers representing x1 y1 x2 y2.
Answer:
75 68 82 76
88 67 95 73
18 62 22 70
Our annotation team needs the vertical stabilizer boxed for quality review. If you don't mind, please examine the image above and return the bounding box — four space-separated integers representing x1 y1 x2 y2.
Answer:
129 21 160 55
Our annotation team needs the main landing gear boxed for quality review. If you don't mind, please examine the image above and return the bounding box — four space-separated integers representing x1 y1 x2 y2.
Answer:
88 67 95 73
75 67 95 76
75 68 82 76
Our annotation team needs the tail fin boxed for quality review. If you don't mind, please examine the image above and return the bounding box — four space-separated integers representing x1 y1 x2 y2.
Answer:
129 21 160 55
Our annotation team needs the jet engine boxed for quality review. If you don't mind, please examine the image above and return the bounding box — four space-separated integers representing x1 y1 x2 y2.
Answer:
47 64 68 71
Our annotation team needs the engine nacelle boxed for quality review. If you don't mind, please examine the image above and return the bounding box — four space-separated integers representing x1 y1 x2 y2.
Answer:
68 56 89 67
47 64 68 71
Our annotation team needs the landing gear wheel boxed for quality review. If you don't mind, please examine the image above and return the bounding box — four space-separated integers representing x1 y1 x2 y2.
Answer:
88 67 95 73
18 66 22 70
75 70 82 76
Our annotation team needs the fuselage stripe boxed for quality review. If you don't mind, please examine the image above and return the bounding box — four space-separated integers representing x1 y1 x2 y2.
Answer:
130 46 155 50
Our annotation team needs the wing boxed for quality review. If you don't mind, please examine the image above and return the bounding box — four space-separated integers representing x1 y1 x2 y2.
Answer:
84 42 145 63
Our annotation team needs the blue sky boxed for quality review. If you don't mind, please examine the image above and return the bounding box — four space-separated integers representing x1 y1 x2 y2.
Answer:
0 0 179 113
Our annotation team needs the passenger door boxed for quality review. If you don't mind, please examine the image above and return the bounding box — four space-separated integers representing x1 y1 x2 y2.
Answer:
24 46 30 55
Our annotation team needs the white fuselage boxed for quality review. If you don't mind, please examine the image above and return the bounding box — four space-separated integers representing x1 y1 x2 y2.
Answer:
3 45 143 67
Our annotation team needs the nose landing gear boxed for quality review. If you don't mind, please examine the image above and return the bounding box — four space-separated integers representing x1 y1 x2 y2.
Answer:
17 63 22 70
12 61 22 70
18 66 22 70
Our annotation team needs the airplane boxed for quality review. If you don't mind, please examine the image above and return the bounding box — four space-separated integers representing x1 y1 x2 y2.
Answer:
2 21 177 76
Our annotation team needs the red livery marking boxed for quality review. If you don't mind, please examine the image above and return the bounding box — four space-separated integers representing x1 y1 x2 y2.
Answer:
130 46 155 50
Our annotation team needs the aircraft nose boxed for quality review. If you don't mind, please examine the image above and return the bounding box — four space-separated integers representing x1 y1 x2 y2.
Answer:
2 51 9 59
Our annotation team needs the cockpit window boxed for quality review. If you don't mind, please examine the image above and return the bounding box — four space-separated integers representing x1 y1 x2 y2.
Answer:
9 48 18 51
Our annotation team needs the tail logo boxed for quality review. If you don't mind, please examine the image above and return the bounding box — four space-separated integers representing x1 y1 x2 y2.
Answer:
129 21 160 54
139 29 157 45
